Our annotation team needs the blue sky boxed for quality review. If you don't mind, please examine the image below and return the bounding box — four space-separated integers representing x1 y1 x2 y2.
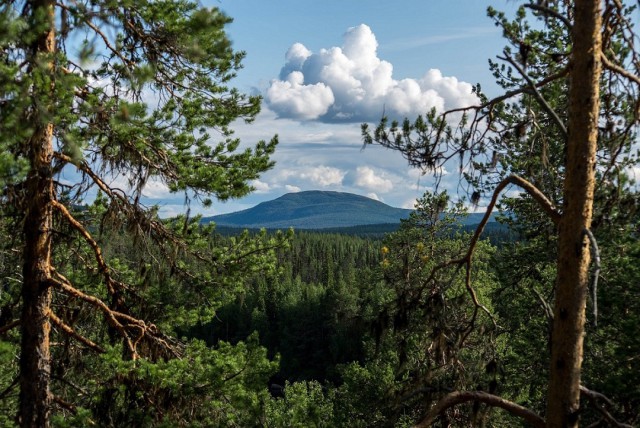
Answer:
154 1 523 216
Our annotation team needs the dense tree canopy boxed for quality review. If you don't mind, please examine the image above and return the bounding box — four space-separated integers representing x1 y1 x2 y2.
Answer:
1 0 639 427
0 0 281 426
364 0 639 426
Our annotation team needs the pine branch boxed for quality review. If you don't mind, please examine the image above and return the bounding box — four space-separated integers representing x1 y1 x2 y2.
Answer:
51 199 126 297
415 390 545 428
49 311 105 353
48 270 138 358
524 3 573 29
580 386 633 428
500 52 568 139
49 269 182 360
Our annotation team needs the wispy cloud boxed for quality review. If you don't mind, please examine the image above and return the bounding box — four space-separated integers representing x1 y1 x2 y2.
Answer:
380 27 499 52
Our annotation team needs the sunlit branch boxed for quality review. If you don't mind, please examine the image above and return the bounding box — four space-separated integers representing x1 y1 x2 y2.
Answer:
49 271 138 359
51 199 125 297
49 311 105 353
463 175 561 265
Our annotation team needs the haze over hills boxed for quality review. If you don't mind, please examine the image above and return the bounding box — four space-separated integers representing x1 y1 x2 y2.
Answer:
203 191 498 230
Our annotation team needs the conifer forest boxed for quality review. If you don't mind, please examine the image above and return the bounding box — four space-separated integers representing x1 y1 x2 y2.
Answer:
0 0 639 426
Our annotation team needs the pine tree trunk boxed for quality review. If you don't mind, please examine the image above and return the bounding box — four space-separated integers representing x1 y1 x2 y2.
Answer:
19 0 56 426
546 1 602 426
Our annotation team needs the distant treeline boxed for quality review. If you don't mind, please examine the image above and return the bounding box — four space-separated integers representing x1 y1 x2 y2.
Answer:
213 221 516 244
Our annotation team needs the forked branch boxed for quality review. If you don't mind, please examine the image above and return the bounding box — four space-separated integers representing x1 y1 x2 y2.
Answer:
601 53 640 86
463 174 561 263
580 386 634 428
51 199 126 297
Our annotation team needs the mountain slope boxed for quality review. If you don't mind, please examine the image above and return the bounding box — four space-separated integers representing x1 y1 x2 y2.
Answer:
203 191 413 229
203 191 501 230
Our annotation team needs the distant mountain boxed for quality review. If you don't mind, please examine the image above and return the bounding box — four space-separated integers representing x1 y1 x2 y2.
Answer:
203 191 499 230
203 191 412 229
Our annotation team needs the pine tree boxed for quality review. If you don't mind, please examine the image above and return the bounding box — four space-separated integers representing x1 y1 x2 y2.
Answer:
0 0 278 426
363 1 639 426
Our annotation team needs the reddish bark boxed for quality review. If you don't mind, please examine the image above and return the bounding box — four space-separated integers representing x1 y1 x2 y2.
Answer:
546 0 602 426
18 0 56 426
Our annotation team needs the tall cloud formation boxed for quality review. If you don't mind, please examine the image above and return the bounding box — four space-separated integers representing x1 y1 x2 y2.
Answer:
266 24 479 123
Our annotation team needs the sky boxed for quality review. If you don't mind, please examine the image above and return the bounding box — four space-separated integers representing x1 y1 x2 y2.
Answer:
154 0 524 217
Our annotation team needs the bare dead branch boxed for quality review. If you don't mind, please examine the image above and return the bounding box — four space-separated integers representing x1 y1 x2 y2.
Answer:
415 390 545 428
48 271 138 359
49 311 105 353
601 53 640 86
56 2 134 70
0 377 19 401
51 199 125 297
580 385 634 428
52 394 77 414
583 229 601 327
444 67 569 117
463 175 561 264
448 174 561 340
531 287 554 321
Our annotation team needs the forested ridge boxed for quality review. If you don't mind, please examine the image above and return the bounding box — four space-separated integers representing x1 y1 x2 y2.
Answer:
1 0 639 426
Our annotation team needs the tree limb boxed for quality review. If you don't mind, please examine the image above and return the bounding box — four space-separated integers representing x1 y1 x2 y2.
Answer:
500 52 568 139
49 311 105 353
601 53 640 86
580 386 633 428
51 199 126 297
444 67 569 117
415 390 545 428
48 271 138 359
524 3 573 29
462 174 561 264
0 319 21 335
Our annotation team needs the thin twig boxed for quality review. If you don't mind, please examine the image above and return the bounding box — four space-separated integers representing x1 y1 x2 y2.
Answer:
500 52 568 138
583 229 601 327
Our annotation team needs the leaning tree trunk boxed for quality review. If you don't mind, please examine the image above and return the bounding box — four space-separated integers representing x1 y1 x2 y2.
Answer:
546 1 602 427
19 0 56 426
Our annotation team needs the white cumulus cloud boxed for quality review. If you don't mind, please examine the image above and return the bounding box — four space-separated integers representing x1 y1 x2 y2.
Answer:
285 184 301 192
300 165 346 187
355 166 393 193
266 71 335 120
266 24 478 122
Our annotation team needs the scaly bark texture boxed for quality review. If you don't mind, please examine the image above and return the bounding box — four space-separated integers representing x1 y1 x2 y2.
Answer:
547 1 602 427
19 0 56 426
